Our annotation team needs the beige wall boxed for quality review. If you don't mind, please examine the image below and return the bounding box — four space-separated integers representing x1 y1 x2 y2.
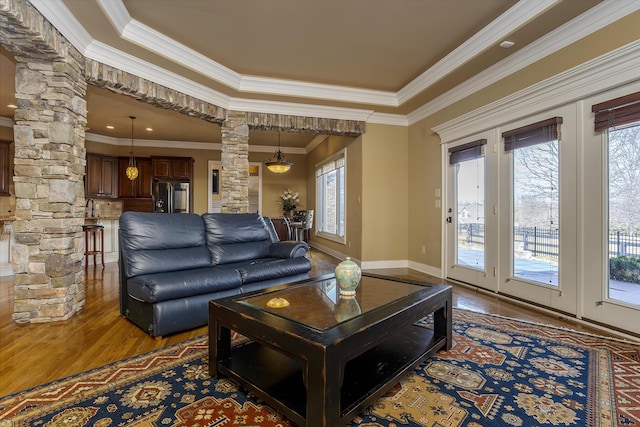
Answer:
361 123 408 262
256 151 308 218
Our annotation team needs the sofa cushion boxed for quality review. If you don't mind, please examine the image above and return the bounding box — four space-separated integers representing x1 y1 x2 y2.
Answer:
227 257 312 284
127 266 242 303
202 213 273 265
120 212 211 277
121 212 207 250
125 247 212 278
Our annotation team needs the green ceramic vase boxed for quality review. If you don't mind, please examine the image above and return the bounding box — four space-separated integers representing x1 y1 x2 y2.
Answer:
335 257 362 296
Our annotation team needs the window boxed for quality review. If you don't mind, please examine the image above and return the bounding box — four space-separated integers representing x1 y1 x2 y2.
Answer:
316 149 346 242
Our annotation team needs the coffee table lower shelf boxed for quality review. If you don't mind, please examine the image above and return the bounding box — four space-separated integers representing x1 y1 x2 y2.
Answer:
216 323 446 425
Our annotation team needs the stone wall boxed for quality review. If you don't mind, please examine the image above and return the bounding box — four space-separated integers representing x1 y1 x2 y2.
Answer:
1 0 87 323
85 60 227 125
221 111 249 213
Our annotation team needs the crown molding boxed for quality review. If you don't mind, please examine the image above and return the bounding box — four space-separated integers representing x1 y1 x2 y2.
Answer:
84 40 233 108
27 0 640 127
228 98 373 122
99 0 243 89
238 76 398 106
397 0 559 105
409 0 640 126
367 113 408 126
85 132 222 150
432 39 640 144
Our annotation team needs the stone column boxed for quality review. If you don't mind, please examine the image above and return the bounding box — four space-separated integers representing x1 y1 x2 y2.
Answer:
12 54 87 323
220 111 249 213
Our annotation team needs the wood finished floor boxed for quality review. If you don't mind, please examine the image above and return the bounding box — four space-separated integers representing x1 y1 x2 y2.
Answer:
0 249 626 397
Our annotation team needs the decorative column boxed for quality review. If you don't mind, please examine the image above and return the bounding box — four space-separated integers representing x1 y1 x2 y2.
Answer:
11 53 87 323
220 111 249 213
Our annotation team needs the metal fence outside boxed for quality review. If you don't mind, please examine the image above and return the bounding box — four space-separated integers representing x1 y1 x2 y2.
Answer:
459 223 640 260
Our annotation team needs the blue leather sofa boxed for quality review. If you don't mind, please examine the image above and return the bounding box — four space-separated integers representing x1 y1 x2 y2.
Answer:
119 212 311 337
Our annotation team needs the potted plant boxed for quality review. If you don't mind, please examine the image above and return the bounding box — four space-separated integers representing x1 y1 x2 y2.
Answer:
280 188 299 216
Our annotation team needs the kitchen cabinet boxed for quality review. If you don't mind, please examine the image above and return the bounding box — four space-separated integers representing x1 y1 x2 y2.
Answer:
118 157 152 198
152 156 193 180
86 153 117 198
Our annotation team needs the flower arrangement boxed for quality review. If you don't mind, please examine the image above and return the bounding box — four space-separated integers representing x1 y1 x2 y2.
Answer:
280 188 300 211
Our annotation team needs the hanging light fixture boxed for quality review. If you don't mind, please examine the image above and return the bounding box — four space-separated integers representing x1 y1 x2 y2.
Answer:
126 115 139 181
265 132 293 173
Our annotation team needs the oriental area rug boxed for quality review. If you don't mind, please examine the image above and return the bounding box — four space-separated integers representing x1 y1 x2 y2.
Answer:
2 309 639 427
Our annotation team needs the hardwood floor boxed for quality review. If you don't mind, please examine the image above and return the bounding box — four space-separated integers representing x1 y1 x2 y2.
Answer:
0 249 627 397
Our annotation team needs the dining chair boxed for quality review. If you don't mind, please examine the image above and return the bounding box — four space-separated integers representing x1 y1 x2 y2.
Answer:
293 209 314 242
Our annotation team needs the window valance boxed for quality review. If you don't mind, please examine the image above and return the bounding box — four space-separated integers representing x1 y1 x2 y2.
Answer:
502 117 563 151
448 139 487 164
592 91 640 131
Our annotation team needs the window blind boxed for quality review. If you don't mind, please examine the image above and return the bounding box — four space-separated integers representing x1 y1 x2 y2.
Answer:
502 117 563 151
592 91 640 131
448 139 487 164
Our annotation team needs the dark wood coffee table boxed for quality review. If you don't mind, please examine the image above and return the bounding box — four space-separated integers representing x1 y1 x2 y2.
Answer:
208 272 452 427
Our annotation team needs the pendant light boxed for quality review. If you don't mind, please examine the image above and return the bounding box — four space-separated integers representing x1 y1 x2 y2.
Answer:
265 132 293 173
126 115 139 181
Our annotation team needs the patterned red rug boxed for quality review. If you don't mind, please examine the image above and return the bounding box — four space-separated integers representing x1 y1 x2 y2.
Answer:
1 309 639 426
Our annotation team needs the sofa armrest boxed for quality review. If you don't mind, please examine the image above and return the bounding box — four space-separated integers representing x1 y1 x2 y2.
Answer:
269 241 309 258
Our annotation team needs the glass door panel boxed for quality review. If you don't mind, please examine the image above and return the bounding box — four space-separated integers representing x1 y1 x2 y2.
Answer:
512 141 559 287
445 132 496 292
607 124 640 306
456 158 485 271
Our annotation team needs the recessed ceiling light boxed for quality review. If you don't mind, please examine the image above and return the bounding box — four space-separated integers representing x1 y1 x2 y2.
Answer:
106 125 115 130
7 104 17 109
500 40 515 49
145 127 153 132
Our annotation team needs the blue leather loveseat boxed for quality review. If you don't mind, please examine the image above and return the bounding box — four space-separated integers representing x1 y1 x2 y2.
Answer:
119 212 311 337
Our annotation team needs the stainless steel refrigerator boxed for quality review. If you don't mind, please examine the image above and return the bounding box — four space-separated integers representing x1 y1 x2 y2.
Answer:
153 180 190 213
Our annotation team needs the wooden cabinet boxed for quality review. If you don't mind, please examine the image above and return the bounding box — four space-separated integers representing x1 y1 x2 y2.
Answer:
86 153 117 198
270 218 291 241
0 141 10 196
118 157 152 198
152 156 193 180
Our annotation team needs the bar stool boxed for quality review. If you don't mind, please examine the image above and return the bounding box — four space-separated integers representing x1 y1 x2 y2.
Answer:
83 225 104 268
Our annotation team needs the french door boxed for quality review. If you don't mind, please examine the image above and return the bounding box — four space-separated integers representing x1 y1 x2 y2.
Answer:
496 107 577 314
582 86 640 333
445 130 498 292
444 85 640 335
445 107 577 315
